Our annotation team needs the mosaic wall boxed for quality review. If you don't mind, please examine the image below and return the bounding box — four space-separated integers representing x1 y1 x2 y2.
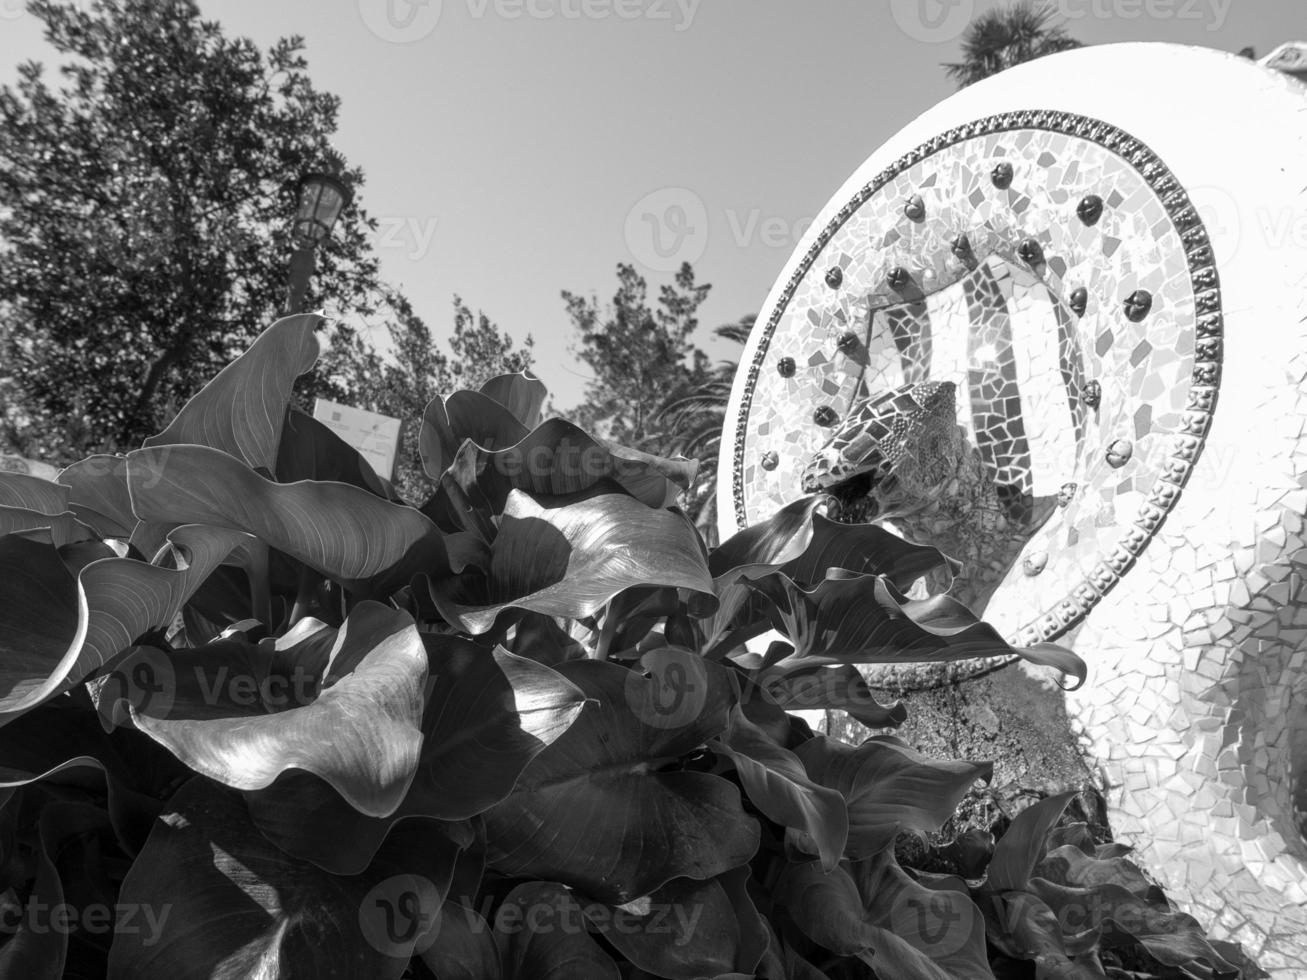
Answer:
729 113 1217 648
722 92 1307 974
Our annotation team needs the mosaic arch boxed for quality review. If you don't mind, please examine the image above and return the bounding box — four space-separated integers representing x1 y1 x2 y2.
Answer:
719 43 1307 974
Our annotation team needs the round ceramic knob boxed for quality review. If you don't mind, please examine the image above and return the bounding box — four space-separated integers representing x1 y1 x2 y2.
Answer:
836 331 859 353
777 357 796 378
991 161 1013 188
1106 439 1133 468
1082 380 1102 409
904 194 926 221
1069 287 1088 317
1123 289 1153 322
1023 550 1049 576
824 267 843 289
813 405 839 427
760 451 779 471
1077 194 1104 225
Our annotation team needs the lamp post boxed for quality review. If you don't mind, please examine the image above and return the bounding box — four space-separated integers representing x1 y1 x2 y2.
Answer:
285 168 353 314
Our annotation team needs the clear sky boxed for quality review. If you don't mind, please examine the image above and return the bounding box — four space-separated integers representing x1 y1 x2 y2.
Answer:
1 0 1301 407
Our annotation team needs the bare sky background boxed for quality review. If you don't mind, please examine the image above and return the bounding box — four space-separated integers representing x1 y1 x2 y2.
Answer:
1 0 1300 406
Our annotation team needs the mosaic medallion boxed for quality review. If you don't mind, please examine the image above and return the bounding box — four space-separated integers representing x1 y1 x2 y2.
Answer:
726 112 1222 646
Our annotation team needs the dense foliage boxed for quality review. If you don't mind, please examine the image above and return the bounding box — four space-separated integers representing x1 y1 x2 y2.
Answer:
943 0 1082 88
0 318 1241 978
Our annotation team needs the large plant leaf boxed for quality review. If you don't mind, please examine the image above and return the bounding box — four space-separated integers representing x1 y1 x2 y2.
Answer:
56 455 137 537
143 314 320 473
713 705 847 871
750 570 1086 685
775 860 952 979
0 506 94 542
126 445 481 595
246 641 586 874
795 735 991 859
580 867 768 979
493 882 619 980
754 663 908 728
853 848 993 979
987 792 1077 892
106 778 460 980
0 524 248 725
0 472 69 514
424 416 695 512
479 372 548 428
483 652 759 903
420 390 531 480
275 407 403 501
104 602 426 817
429 488 713 634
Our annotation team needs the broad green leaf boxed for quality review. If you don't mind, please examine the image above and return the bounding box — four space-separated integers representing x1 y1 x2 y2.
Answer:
479 371 548 429
57 455 137 537
421 902 501 980
713 705 847 871
755 663 908 729
795 735 991 858
275 407 403 501
0 507 93 542
0 801 113 980
579 868 769 979
483 654 759 903
106 778 460 980
106 602 426 817
143 314 321 473
429 488 713 634
420 390 530 480
246 641 586 874
0 524 247 724
987 791 1077 892
976 889 1092 975
127 444 482 595
750 569 1086 686
774 860 952 979
424 415 695 511
0 472 68 515
493 883 619 980
852 848 993 979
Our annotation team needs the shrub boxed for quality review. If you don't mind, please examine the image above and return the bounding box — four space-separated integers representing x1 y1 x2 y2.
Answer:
0 316 1239 978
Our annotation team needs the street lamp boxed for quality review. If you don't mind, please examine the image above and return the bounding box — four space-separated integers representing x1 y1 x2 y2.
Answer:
285 168 354 314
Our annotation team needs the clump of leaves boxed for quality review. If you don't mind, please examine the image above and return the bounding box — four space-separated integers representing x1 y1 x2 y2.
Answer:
0 317 1242 978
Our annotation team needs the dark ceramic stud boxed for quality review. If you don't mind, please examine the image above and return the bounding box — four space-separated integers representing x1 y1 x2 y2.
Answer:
824 267 843 289
777 356 796 378
760 451 779 471
951 233 972 259
887 267 911 291
1077 194 1104 226
1057 483 1077 508
991 162 1013 189
836 331 859 354
1106 439 1133 468
1123 289 1153 322
1069 287 1088 317
904 194 926 221
813 405 839 427
1082 380 1102 409
1018 238 1044 265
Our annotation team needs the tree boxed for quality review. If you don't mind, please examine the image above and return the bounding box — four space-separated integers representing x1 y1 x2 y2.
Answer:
563 262 711 453
943 1 1082 88
319 292 534 500
0 0 387 461
654 314 753 542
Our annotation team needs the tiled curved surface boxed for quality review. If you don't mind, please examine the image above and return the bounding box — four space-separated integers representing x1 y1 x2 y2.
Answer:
719 43 1307 974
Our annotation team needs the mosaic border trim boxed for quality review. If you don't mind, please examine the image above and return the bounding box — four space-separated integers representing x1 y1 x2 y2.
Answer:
730 110 1223 646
